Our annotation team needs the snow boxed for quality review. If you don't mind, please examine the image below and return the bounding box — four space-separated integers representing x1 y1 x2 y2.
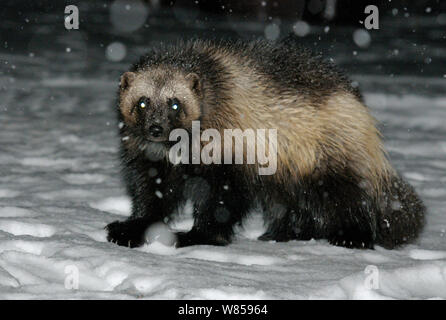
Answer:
89 196 131 216
1 6 445 299
0 221 55 238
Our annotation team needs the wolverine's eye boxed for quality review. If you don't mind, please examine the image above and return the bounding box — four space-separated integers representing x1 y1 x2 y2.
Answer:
137 96 150 109
169 98 180 111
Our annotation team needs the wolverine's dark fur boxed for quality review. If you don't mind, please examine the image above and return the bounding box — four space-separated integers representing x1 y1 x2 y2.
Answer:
106 38 425 249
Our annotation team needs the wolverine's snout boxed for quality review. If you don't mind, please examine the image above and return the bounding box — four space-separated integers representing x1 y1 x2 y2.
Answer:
145 116 171 142
149 124 164 137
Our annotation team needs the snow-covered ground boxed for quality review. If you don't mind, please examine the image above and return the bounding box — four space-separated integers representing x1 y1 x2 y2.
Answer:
0 4 445 299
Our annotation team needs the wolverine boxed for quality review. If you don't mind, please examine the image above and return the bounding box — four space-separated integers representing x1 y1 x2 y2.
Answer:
106 38 425 249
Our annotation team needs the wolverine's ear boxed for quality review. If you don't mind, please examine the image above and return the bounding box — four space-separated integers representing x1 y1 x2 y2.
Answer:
120 72 136 91
185 73 202 97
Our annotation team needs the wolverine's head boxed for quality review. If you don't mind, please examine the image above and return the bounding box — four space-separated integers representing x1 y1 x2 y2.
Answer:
119 67 202 142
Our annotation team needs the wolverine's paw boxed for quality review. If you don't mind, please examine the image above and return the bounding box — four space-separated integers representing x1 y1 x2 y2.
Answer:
328 231 374 249
105 219 148 248
175 230 230 248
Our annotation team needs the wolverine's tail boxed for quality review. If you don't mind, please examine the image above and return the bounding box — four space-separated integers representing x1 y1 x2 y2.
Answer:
376 174 425 249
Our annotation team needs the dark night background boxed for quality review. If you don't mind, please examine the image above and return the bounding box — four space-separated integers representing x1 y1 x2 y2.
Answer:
2 0 446 83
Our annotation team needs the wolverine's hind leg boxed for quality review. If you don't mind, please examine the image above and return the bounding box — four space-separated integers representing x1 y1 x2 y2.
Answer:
260 175 378 249
259 199 315 242
258 190 319 243
311 175 378 249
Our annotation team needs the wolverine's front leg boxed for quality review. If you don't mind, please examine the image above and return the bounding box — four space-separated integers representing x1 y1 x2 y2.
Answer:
175 167 252 248
106 156 170 248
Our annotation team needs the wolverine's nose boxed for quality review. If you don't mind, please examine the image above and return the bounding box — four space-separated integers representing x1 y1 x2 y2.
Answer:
149 125 164 137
